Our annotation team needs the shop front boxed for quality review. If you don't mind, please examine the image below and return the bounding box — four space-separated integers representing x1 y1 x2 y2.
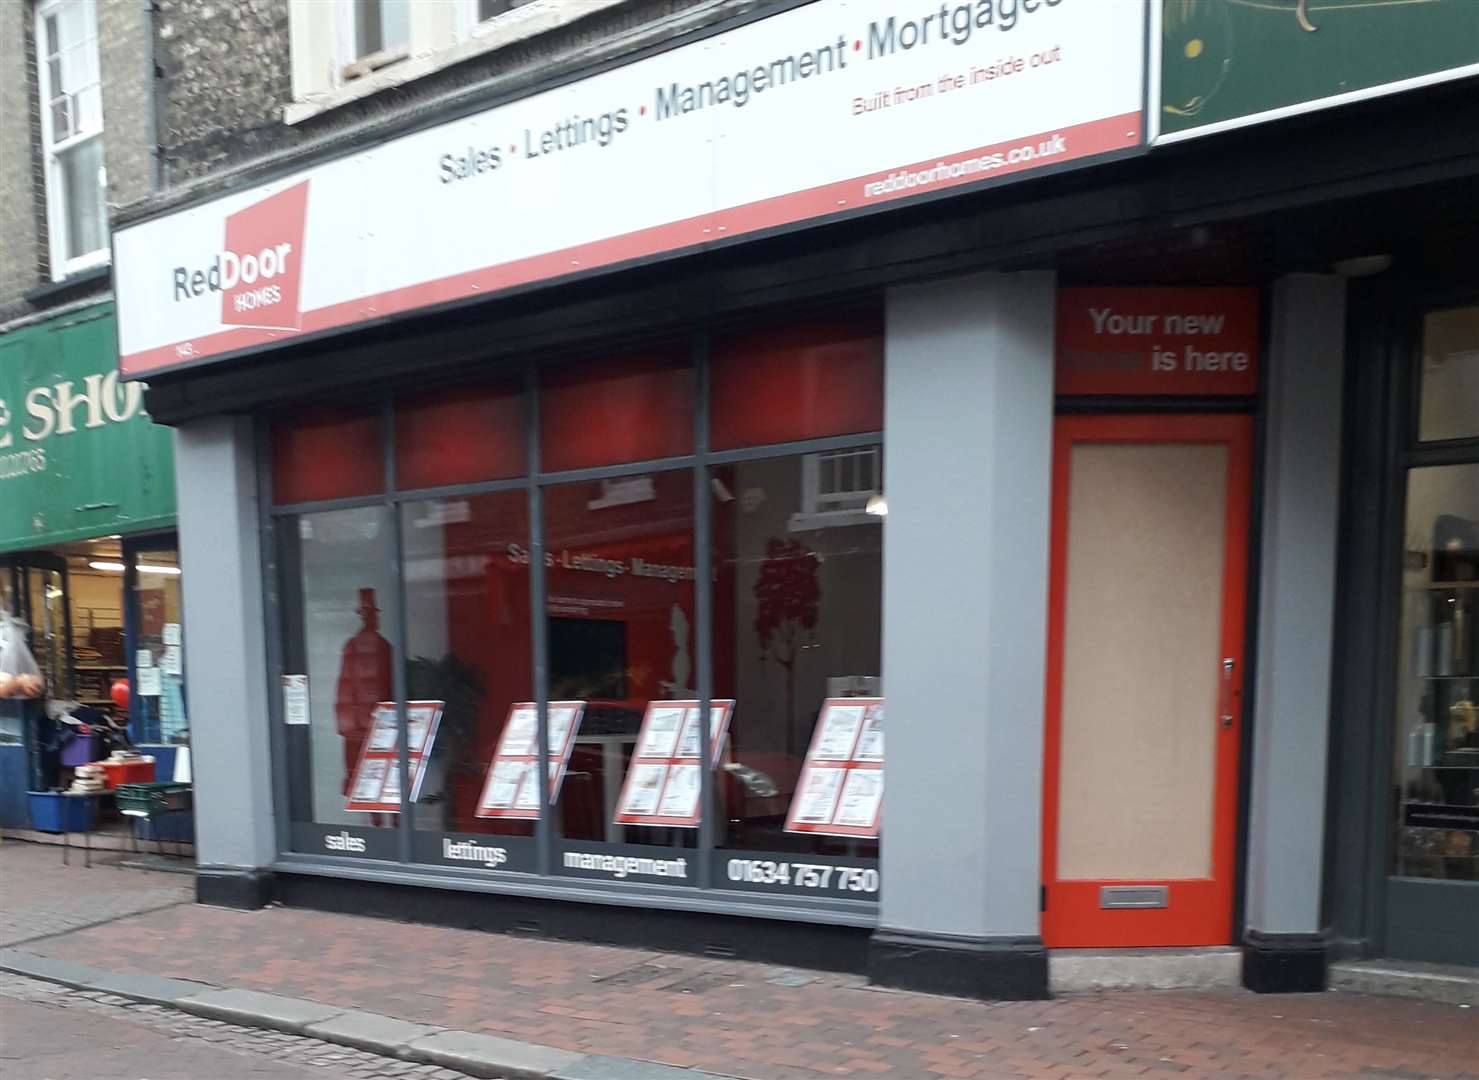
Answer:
110 1 1478 998
0 300 191 838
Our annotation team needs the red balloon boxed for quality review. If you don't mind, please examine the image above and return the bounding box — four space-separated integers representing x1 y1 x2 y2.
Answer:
109 678 130 710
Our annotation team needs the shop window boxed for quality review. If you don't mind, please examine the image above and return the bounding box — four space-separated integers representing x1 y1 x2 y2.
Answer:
277 505 401 857
395 380 526 490
538 349 693 473
271 406 384 505
400 491 533 851
709 314 884 451
1392 463 1479 883
542 471 700 872
1418 305 1479 442
130 548 188 746
710 450 882 865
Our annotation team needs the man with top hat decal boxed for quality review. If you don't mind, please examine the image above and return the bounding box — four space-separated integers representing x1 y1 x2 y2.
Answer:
335 587 392 822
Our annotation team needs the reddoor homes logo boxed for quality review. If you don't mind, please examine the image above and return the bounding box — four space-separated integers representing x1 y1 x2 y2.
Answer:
171 181 309 333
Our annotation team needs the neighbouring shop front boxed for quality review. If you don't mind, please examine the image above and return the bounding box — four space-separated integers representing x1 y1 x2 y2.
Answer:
110 1 1478 997
0 300 192 842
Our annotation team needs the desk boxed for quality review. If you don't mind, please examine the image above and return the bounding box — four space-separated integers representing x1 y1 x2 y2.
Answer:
574 733 638 842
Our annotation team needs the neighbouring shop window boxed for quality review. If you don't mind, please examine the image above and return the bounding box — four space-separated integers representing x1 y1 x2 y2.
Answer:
1418 305 1479 443
272 405 384 505
544 470 700 877
401 491 533 855
1393 462 1479 882
709 314 884 451
36 0 107 278
539 349 693 473
395 380 525 490
711 449 883 867
130 548 187 745
278 504 401 858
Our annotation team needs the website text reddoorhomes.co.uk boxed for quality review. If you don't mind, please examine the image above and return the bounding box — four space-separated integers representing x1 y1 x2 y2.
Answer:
863 131 1068 198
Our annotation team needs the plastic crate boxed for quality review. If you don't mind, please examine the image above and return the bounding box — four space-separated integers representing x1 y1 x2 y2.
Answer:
27 791 97 833
115 781 192 817
98 758 156 788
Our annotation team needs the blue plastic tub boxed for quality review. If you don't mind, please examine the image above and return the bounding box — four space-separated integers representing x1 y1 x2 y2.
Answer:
27 791 97 833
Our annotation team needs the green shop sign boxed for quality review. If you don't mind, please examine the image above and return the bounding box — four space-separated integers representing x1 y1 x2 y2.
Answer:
0 302 176 553
1160 0 1479 138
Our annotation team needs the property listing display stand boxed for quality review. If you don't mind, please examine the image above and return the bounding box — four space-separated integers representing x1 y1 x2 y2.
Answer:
345 700 444 813
475 701 585 819
613 699 736 828
784 697 883 838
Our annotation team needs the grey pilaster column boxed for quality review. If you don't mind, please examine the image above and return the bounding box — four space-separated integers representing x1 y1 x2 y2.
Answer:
1242 274 1347 991
175 416 277 908
870 272 1056 1000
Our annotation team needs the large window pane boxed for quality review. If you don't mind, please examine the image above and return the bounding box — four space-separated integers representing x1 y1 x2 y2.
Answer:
1419 306 1479 442
539 350 693 473
1393 463 1479 881
401 492 535 864
544 470 699 881
354 0 409 57
711 450 882 874
278 505 400 858
395 380 525 490
710 313 884 451
272 406 384 505
58 136 104 261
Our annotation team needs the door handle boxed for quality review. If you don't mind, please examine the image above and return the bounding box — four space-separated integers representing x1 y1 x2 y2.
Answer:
1219 658 1236 730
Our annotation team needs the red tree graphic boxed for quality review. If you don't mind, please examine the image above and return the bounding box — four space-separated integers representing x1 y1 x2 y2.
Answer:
753 537 821 755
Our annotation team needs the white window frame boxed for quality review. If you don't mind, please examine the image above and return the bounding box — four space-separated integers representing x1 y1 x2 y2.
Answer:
790 447 883 531
287 0 623 125
35 0 108 280
334 0 413 83
454 0 526 40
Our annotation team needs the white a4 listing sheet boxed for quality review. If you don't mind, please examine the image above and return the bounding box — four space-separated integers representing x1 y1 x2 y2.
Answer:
621 763 667 816
834 769 882 828
656 763 700 818
813 704 865 760
793 767 845 823
639 706 685 758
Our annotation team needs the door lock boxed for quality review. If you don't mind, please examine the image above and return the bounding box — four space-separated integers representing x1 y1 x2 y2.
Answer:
1220 657 1236 730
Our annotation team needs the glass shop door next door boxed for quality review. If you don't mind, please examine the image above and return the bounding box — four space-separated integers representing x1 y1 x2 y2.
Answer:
1042 415 1252 947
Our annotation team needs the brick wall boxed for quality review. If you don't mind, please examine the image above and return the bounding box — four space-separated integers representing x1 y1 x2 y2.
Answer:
144 0 754 190
0 2 41 317
1 0 155 325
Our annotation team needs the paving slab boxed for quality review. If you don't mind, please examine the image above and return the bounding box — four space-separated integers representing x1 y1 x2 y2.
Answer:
408 1029 584 1080
179 987 347 1034
305 1008 445 1055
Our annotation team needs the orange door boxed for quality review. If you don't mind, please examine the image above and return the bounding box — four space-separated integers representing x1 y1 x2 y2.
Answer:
1042 415 1251 947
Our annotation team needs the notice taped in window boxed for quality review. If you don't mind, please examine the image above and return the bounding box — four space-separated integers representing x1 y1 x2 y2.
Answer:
785 698 883 838
345 700 444 814
613 700 735 828
475 701 585 820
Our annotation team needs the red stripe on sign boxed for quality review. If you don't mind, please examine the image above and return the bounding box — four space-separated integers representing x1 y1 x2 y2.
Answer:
121 112 1141 377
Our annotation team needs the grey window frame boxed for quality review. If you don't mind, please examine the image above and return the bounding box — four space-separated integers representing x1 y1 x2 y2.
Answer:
257 328 883 925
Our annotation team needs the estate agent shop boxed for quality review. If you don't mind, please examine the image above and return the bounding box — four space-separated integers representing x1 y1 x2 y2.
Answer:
111 0 1478 999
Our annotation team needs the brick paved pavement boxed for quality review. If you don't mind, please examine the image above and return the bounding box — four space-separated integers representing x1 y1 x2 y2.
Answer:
0 841 192 946
3 845 1476 1079
0 971 476 1079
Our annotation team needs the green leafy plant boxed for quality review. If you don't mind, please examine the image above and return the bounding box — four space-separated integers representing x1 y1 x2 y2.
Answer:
406 653 485 819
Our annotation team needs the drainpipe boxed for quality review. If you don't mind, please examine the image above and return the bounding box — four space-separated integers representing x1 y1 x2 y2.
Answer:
141 0 161 191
